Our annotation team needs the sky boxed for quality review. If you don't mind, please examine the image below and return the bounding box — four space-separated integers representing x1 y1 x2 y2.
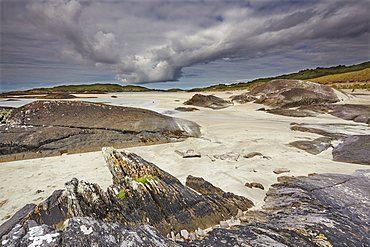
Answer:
0 0 369 92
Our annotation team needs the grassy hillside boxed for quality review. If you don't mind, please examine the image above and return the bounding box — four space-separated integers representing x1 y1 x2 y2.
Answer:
26 83 157 93
310 68 370 82
190 61 370 91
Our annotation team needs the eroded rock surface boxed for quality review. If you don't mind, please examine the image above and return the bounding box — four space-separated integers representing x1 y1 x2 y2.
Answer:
184 170 370 246
1 151 369 246
290 122 369 139
333 135 370 165
289 137 333 155
0 148 253 243
183 94 232 109
232 79 351 107
0 100 201 161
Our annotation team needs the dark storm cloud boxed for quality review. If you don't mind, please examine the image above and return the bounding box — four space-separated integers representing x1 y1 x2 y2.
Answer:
1 0 369 89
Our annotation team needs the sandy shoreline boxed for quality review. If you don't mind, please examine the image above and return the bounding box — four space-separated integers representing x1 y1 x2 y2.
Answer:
1 90 369 225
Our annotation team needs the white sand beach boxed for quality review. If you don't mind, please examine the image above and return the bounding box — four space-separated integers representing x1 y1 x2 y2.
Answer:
1 90 369 225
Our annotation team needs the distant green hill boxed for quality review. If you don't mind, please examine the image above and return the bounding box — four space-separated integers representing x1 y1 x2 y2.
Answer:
10 83 159 94
190 61 370 91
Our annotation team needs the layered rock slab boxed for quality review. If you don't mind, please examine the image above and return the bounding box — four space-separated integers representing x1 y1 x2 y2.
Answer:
0 100 201 161
332 135 370 165
184 170 370 246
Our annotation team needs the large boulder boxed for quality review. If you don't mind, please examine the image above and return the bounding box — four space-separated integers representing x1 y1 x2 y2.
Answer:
232 79 352 107
7 100 200 136
332 135 370 165
183 94 233 109
0 100 201 161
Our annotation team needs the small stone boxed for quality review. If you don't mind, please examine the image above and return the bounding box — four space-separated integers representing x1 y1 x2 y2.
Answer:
220 221 229 229
235 209 243 218
170 231 176 241
180 229 189 240
196 227 204 237
245 182 264 190
239 216 249 223
243 152 263 158
273 168 290 174
230 216 235 223
175 233 182 241
175 149 201 158
189 232 197 241
211 225 220 229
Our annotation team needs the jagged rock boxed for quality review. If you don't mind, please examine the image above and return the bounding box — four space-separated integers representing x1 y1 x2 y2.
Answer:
0 107 13 124
175 149 201 158
289 137 333 154
0 148 254 240
183 94 233 109
332 135 370 165
1 217 180 247
0 100 201 161
290 122 369 139
273 168 290 174
0 204 36 238
186 175 254 214
232 79 351 107
185 170 370 246
244 182 264 190
185 175 225 195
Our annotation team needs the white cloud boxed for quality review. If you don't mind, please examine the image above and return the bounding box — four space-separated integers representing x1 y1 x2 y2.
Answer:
1 0 369 89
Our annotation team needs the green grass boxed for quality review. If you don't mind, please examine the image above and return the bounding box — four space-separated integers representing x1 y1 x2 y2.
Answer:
134 175 157 184
118 190 126 199
310 68 370 83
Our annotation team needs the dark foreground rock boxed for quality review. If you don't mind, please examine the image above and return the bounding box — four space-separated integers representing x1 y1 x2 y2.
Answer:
183 94 232 109
0 148 253 244
1 150 369 246
232 79 351 107
2 166 369 246
0 100 201 162
184 169 370 246
333 135 370 165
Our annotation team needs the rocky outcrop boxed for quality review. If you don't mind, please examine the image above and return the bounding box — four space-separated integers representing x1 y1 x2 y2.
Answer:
232 79 351 107
0 148 253 243
289 137 333 154
183 94 233 109
1 151 369 246
333 135 370 165
1 217 180 247
185 169 370 246
0 100 201 161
